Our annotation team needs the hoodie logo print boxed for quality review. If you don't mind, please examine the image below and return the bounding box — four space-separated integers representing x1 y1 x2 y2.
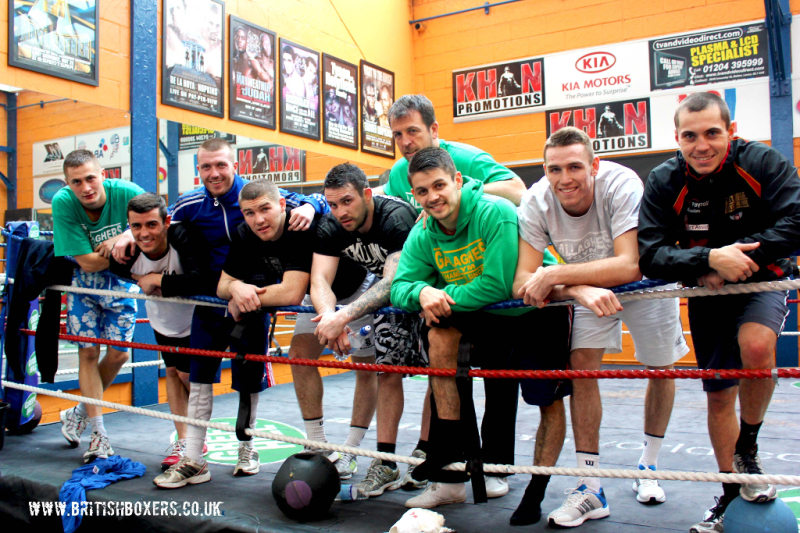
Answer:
435 239 486 284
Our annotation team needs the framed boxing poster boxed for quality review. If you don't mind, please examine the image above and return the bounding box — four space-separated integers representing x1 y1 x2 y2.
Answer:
229 16 276 129
162 0 225 118
322 54 359 150
8 0 99 86
360 60 395 158
279 39 320 140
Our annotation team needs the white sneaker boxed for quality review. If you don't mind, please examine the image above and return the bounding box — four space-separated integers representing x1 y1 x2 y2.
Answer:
334 452 358 480
633 465 666 504
60 406 88 448
405 481 466 509
83 432 114 464
233 441 260 476
485 476 509 498
548 484 610 528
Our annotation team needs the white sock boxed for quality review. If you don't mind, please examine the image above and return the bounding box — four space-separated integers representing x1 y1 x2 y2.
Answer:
304 417 326 442
75 403 88 419
576 452 601 492
186 383 213 463
344 426 368 448
240 393 260 442
639 433 664 468
89 416 106 437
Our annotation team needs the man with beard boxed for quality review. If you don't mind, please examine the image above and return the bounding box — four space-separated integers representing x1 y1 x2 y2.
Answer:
363 82 379 124
373 94 526 209
310 163 427 498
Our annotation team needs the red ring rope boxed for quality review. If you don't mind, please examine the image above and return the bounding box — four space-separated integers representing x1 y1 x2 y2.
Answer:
28 329 800 380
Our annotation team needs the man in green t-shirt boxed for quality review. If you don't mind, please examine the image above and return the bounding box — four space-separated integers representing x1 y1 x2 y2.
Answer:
390 147 571 515
373 94 526 210
52 150 145 464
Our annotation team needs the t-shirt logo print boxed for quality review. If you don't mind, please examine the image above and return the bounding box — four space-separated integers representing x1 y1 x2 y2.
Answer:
344 241 388 275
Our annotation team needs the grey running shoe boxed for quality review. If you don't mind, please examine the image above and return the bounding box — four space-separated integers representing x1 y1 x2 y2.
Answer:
392 449 428 491
547 485 610 528
60 406 88 448
356 459 400 497
154 456 211 489
689 497 726 533
233 441 260 476
334 452 358 480
404 482 466 509
732 445 777 502
83 432 114 464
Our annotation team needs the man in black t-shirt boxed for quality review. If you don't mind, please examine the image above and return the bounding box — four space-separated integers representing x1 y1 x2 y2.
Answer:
217 179 374 481
311 163 429 498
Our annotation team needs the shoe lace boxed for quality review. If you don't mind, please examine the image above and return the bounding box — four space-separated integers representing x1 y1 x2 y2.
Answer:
238 443 255 463
561 488 590 508
638 477 659 488
739 450 765 475
339 452 355 465
364 462 389 485
706 497 727 521
165 440 183 455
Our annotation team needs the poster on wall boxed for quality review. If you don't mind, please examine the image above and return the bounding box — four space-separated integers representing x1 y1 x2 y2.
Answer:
649 23 768 91
650 84 771 150
237 144 306 184
452 57 545 122
279 39 320 140
178 124 236 151
360 60 395 158
322 55 358 150
229 16 276 129
33 176 67 210
544 41 650 108
8 1 99 85
547 98 651 155
33 136 75 176
161 0 225 117
75 128 131 166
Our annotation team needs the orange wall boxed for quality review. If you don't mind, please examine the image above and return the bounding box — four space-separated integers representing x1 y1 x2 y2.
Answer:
411 0 770 165
14 92 130 208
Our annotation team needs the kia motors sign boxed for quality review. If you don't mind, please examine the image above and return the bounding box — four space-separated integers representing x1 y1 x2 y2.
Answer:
452 56 545 122
544 41 649 108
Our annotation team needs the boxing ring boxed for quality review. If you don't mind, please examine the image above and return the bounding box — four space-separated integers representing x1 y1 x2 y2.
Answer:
1 229 800 532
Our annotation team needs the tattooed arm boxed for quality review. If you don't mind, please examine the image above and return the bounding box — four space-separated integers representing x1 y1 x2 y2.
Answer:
312 252 400 355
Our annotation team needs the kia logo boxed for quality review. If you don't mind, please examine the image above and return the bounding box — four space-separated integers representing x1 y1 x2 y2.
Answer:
576 52 616 73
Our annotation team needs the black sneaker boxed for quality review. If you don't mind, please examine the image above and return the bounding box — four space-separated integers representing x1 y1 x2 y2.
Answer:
732 444 777 502
689 496 727 533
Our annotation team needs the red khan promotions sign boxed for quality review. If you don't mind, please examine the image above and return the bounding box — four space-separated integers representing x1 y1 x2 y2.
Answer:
237 144 306 184
546 98 651 155
452 57 545 122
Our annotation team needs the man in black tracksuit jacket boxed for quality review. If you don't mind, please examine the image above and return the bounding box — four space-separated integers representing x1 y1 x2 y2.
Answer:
638 92 800 533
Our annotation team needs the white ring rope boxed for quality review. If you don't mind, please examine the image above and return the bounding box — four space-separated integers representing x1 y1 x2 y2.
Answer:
47 278 800 312
5 380 800 486
622 330 800 336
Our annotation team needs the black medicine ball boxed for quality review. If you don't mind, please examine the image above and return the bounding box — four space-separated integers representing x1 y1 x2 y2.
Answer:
272 452 341 521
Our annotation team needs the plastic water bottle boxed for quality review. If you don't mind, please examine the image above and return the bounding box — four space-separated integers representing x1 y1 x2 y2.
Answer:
335 484 369 501
336 325 372 361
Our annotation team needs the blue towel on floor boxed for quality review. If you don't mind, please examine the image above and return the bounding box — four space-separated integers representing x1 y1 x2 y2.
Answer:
59 455 146 533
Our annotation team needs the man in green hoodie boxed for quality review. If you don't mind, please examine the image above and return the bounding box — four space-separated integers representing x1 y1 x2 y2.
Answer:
391 147 571 515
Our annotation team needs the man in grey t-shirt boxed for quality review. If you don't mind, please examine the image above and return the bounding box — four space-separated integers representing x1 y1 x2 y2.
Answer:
513 127 688 528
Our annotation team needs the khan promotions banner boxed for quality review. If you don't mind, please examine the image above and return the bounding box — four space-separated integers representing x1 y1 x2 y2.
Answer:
161 0 225 117
279 39 320 140
237 144 306 184
452 57 545 122
322 55 358 150
361 61 395 158
547 98 651 155
649 23 768 90
178 124 235 151
9 0 99 85
229 16 276 129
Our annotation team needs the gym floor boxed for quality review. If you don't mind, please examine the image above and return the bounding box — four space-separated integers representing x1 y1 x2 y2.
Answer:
2 369 799 532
